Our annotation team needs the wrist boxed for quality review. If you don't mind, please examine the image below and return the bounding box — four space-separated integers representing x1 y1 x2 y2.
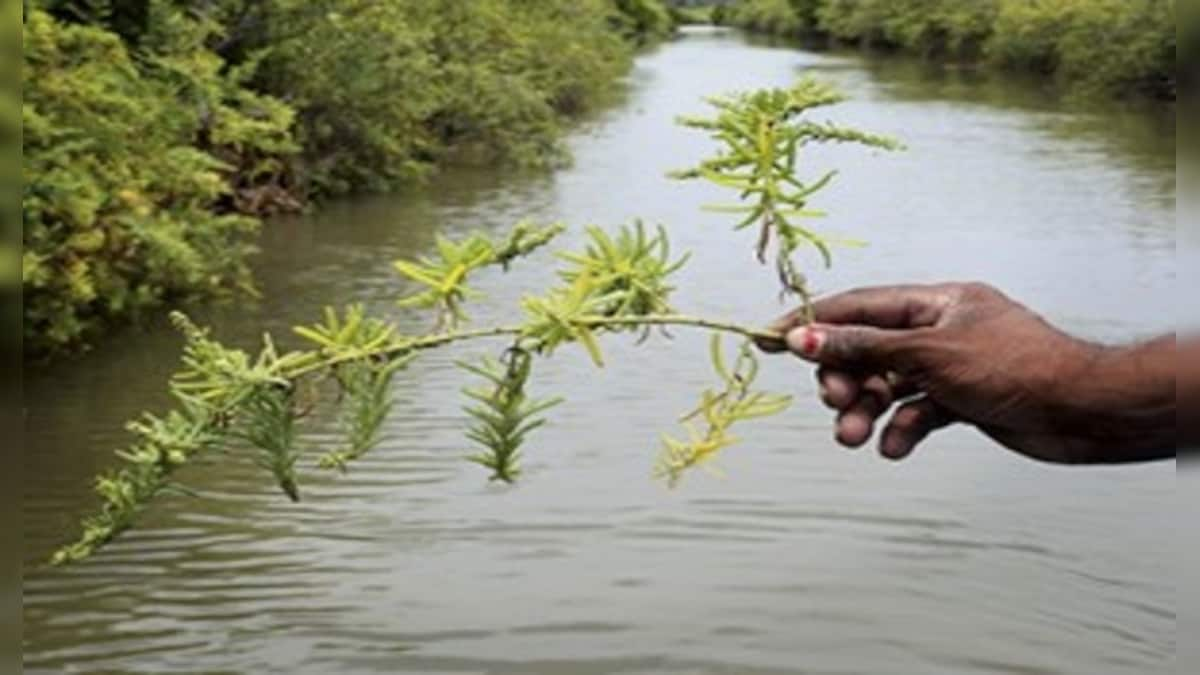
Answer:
1054 337 1175 462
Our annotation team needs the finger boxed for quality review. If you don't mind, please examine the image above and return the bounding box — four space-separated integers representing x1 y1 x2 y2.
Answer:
754 330 790 353
885 372 921 401
878 397 955 461
768 284 951 336
820 369 919 411
834 375 894 448
817 367 859 410
786 323 921 372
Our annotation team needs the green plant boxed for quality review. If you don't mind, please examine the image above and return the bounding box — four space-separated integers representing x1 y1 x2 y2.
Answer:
725 0 814 36
51 79 898 566
728 0 1174 98
21 7 294 357
989 0 1175 98
656 335 792 486
23 1 672 359
611 0 677 43
460 349 563 483
671 78 900 315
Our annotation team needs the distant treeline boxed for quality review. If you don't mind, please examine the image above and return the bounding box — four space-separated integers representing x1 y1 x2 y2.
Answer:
23 0 674 358
715 0 1175 100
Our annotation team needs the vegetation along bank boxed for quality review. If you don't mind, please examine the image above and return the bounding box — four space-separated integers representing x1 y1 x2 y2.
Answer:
22 0 676 359
714 0 1175 100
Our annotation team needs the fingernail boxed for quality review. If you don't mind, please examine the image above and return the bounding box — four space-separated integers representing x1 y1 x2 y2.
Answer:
787 326 824 358
880 433 910 461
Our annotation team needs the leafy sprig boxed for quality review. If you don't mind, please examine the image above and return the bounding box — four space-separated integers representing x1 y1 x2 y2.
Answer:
459 348 563 483
558 221 689 323
319 356 414 472
394 221 565 328
672 77 901 316
656 335 792 487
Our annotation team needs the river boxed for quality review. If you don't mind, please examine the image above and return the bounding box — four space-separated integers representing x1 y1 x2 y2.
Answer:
23 27 1175 675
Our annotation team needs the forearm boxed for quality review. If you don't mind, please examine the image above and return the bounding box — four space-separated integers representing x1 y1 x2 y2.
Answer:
1179 337 1200 452
1063 335 1176 463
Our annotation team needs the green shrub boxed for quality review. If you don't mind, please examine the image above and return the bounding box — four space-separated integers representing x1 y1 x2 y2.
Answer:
611 0 676 42
22 7 295 357
990 0 1175 97
730 0 1174 95
669 4 715 26
23 0 659 357
726 0 812 36
817 0 996 57
216 0 641 197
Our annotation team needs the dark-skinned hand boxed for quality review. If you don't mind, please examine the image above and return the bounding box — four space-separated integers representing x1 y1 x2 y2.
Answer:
757 283 1175 464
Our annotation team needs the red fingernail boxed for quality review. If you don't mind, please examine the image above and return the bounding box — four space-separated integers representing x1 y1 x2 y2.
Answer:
789 326 824 358
802 329 821 356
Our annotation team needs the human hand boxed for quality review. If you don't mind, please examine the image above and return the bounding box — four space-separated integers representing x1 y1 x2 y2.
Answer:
759 283 1174 464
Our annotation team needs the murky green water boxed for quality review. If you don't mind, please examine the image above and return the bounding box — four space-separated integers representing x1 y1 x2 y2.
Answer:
23 28 1175 674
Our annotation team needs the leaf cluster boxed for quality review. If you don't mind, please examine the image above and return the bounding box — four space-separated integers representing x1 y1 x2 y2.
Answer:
24 0 675 358
22 8 285 357
672 77 899 313
730 0 1174 100
656 336 792 487
459 348 563 483
51 313 293 564
394 222 565 329
318 357 413 472
558 221 689 322
520 222 688 365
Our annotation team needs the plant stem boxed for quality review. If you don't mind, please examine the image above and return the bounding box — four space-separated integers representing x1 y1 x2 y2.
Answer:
285 314 785 380
285 325 524 379
577 314 782 343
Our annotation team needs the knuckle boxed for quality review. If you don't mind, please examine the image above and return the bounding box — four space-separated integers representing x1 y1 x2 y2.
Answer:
957 281 999 302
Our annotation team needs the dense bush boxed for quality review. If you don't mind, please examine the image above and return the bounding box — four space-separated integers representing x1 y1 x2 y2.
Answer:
22 5 295 355
23 0 672 358
726 0 1175 97
612 0 677 42
237 0 644 197
988 0 1175 98
724 0 819 36
818 0 996 58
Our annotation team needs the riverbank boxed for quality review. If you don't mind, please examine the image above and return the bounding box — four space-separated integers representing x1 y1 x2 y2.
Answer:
22 28 1175 675
22 0 674 360
716 0 1175 101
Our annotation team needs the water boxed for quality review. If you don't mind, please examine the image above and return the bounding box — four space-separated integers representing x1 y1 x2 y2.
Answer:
23 28 1175 674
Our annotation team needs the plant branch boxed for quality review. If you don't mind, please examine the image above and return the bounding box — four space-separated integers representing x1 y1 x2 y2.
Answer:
288 314 783 380
577 314 782 344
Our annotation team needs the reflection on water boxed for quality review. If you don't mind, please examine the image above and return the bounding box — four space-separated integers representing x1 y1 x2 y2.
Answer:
24 27 1174 675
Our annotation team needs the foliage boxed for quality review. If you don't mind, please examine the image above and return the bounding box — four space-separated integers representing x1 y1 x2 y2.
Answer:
557 222 689 324
724 0 818 36
672 78 900 312
612 0 678 43
459 349 563 483
319 356 413 472
242 0 633 196
24 0 670 358
51 79 896 566
669 4 715 26
22 6 294 357
817 0 997 57
726 0 1175 98
988 0 1175 98
393 222 565 329
657 335 792 486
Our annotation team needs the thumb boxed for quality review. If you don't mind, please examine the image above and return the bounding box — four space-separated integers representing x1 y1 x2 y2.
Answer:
785 323 911 370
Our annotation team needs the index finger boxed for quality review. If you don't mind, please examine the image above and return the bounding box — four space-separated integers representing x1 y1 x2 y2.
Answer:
784 284 950 331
